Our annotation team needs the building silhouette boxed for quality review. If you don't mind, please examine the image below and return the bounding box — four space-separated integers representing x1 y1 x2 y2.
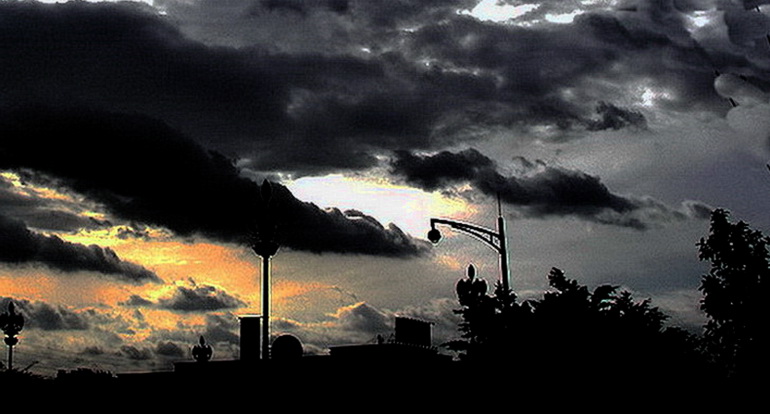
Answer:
110 314 451 388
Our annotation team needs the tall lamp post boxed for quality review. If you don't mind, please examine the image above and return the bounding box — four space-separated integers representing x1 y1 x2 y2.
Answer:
427 199 510 292
0 302 24 371
251 180 279 361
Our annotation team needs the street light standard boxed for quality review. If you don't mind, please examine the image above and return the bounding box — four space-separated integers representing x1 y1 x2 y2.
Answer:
0 302 24 371
251 180 279 361
427 199 510 292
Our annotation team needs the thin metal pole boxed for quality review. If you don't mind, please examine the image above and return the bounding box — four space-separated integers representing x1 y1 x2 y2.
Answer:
261 255 270 361
497 214 510 292
496 194 510 292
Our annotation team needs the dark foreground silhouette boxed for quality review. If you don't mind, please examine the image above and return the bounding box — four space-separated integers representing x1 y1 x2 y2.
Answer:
0 209 766 402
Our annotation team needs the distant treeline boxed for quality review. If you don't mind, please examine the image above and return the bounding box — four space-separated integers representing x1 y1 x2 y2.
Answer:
446 209 767 389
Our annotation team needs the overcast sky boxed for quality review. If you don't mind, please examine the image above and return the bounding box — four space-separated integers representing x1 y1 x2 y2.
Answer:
2 0 770 375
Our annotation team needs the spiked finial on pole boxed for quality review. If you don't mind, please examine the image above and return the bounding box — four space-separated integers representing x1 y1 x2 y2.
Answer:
0 302 24 371
192 335 213 363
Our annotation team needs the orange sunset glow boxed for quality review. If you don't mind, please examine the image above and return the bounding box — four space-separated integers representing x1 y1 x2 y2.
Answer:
1 1 767 391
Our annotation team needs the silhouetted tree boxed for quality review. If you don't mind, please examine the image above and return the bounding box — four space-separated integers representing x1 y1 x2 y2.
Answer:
448 266 705 383
445 264 495 359
697 209 769 381
529 268 672 377
445 264 528 363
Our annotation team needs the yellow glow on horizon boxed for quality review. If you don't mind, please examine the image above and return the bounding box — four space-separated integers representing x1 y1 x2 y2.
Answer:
115 239 262 304
29 185 75 202
0 269 59 301
0 171 23 187
435 254 464 271
273 280 330 301
327 301 365 319
0 168 483 345
0 266 141 309
287 174 476 237
59 229 127 248
60 225 174 248
54 231 262 310
80 210 109 221
146 309 207 332
0 170 77 203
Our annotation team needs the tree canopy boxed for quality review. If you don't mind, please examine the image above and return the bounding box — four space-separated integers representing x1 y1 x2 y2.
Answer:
446 208 769 385
698 208 769 380
447 266 707 383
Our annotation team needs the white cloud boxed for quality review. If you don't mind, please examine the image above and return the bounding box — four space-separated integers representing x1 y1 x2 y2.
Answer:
462 0 540 22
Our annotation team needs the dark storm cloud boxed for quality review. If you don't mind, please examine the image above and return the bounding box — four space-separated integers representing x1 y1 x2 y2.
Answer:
404 8 727 125
0 213 160 283
0 1 418 174
349 0 479 29
258 0 349 15
391 149 710 229
0 1 286 164
723 1 770 51
0 107 428 256
389 148 495 192
743 0 770 9
0 1 760 233
156 284 247 312
0 175 107 232
392 148 633 214
513 0 717 18
0 297 89 331
587 102 647 131
120 281 245 312
0 0 705 180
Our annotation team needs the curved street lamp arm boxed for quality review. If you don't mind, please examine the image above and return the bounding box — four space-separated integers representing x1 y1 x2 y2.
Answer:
430 218 503 253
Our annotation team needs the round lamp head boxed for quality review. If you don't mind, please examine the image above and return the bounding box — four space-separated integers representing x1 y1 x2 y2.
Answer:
427 228 442 244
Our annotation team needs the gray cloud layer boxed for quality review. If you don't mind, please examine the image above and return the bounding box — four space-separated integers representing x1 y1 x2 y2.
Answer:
0 0 756 243
0 175 107 233
120 281 245 313
0 213 160 283
335 302 392 333
391 149 711 229
0 0 734 177
157 285 246 313
146 285 246 312
0 297 90 331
